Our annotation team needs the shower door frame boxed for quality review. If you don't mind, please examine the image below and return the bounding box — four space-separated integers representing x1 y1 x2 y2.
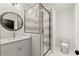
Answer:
24 3 51 56
39 4 51 56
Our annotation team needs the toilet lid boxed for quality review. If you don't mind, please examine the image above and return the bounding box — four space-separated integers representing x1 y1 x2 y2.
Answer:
61 43 69 47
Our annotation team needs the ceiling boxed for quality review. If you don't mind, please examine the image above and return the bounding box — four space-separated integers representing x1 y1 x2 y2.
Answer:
20 3 75 11
43 3 75 11
21 3 35 10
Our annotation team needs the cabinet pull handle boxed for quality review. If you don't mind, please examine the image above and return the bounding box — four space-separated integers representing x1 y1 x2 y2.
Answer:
19 48 22 50
18 48 19 51
18 48 22 51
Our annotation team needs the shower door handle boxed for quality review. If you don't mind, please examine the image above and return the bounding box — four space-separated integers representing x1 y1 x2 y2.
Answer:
42 30 44 33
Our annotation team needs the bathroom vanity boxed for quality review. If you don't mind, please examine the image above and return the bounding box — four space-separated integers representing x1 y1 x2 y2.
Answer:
0 12 31 56
0 36 31 56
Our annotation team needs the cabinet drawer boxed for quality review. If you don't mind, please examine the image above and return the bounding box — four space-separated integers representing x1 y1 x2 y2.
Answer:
0 51 6 56
0 45 6 53
5 39 27 51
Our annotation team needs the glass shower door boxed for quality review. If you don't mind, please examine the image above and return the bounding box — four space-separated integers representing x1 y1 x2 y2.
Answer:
42 8 50 55
24 3 50 56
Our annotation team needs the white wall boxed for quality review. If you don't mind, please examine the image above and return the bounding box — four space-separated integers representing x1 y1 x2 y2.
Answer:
75 3 79 50
56 7 75 51
50 8 56 53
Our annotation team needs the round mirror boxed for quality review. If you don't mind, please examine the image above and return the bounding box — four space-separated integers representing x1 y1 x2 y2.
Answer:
0 12 23 31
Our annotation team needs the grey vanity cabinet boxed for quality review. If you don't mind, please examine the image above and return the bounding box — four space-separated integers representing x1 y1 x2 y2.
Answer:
0 38 31 56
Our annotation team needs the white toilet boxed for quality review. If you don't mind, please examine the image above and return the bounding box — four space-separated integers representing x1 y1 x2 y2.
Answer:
60 39 70 54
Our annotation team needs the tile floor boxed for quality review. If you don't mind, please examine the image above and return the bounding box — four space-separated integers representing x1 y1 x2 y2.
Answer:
46 49 76 56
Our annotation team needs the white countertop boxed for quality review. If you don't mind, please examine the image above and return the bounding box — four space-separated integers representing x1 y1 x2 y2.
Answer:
0 36 31 45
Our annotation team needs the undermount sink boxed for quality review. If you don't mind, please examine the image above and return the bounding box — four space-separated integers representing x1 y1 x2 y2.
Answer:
0 36 31 45
10 36 29 40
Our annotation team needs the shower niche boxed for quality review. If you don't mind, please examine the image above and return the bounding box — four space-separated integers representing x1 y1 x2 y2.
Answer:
24 3 50 56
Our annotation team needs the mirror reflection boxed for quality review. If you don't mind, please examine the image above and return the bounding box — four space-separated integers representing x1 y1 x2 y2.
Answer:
1 12 23 31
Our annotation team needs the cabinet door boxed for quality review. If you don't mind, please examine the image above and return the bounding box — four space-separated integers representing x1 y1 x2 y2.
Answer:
1 52 6 56
5 49 18 56
18 45 27 56
18 39 31 56
26 39 31 56
17 39 31 56
0 45 6 56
